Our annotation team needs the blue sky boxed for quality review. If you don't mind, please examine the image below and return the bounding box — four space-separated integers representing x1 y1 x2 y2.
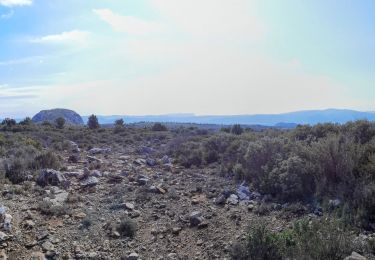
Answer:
0 0 374 117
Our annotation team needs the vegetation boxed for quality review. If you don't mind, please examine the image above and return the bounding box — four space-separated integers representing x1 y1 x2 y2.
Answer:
55 117 66 129
169 120 375 229
117 217 137 238
231 218 354 260
151 122 168 131
0 117 374 258
87 114 100 129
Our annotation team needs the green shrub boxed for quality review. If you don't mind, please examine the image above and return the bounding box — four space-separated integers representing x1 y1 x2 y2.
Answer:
31 151 60 170
232 218 354 260
231 221 282 260
231 124 244 135
4 157 29 184
19 117 33 126
55 117 66 129
87 115 100 129
117 217 137 238
151 123 168 131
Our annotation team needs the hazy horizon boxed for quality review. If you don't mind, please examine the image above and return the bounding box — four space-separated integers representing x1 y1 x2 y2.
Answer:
1 0 375 118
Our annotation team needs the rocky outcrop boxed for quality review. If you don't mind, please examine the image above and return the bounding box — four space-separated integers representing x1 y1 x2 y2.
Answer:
32 109 84 125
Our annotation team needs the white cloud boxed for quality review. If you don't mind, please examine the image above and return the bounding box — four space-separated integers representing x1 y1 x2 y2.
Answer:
0 0 31 6
149 0 264 41
30 30 90 44
93 9 164 35
1 10 14 19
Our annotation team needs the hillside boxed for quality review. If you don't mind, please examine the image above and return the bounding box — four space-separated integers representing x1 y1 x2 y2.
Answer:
32 109 84 125
0 121 374 259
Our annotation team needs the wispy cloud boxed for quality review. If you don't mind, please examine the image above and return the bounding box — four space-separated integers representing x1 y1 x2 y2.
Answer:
0 0 32 7
0 94 36 100
93 9 164 35
1 10 14 19
30 30 90 44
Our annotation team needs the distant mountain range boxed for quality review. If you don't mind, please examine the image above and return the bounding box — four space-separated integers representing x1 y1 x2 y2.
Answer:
81 109 375 126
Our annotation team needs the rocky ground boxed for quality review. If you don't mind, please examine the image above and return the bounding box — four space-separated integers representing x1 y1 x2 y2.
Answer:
0 138 282 260
0 135 373 260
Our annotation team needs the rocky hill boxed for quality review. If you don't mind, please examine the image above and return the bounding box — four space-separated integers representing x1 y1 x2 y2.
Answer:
32 109 84 125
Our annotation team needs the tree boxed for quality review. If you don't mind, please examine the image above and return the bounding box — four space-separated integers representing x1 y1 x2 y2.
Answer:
115 119 124 127
2 118 16 127
55 117 66 129
19 117 33 126
231 124 243 135
114 119 125 133
87 114 100 129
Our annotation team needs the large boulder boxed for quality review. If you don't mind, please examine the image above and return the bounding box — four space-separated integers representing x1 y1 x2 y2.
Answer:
32 109 84 125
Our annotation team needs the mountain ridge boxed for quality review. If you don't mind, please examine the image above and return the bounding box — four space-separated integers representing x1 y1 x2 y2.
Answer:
81 108 375 126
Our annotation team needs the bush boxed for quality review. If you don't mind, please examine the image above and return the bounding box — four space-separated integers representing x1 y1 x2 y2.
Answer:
114 119 125 133
117 218 137 238
151 123 168 131
87 115 100 129
232 218 354 260
55 117 66 129
231 221 282 260
115 119 124 127
231 124 244 135
19 117 33 126
1 118 16 127
4 157 29 184
31 151 60 170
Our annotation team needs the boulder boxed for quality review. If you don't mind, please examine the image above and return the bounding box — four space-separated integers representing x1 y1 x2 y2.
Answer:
88 147 111 155
161 155 172 165
80 176 99 188
214 194 226 205
227 194 239 205
146 158 157 167
189 211 204 227
3 214 12 231
29 252 47 260
0 231 9 242
343 252 367 260
37 169 69 188
68 141 80 153
328 199 342 209
127 253 139 260
137 176 149 186
237 184 251 201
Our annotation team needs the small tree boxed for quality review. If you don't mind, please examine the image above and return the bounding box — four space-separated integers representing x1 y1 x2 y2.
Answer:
114 119 125 133
2 118 16 127
231 124 243 135
115 119 124 127
87 115 99 129
55 117 66 129
19 117 32 126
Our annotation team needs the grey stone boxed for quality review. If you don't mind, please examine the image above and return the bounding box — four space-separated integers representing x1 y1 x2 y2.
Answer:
88 147 111 155
227 194 239 205
127 252 139 260
37 169 69 188
343 252 367 260
80 176 99 188
189 211 204 227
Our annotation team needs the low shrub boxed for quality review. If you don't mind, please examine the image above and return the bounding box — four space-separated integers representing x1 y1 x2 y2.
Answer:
117 217 137 238
231 218 354 260
151 123 168 131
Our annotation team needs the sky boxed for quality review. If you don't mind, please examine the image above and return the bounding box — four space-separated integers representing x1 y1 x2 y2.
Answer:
0 0 374 118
